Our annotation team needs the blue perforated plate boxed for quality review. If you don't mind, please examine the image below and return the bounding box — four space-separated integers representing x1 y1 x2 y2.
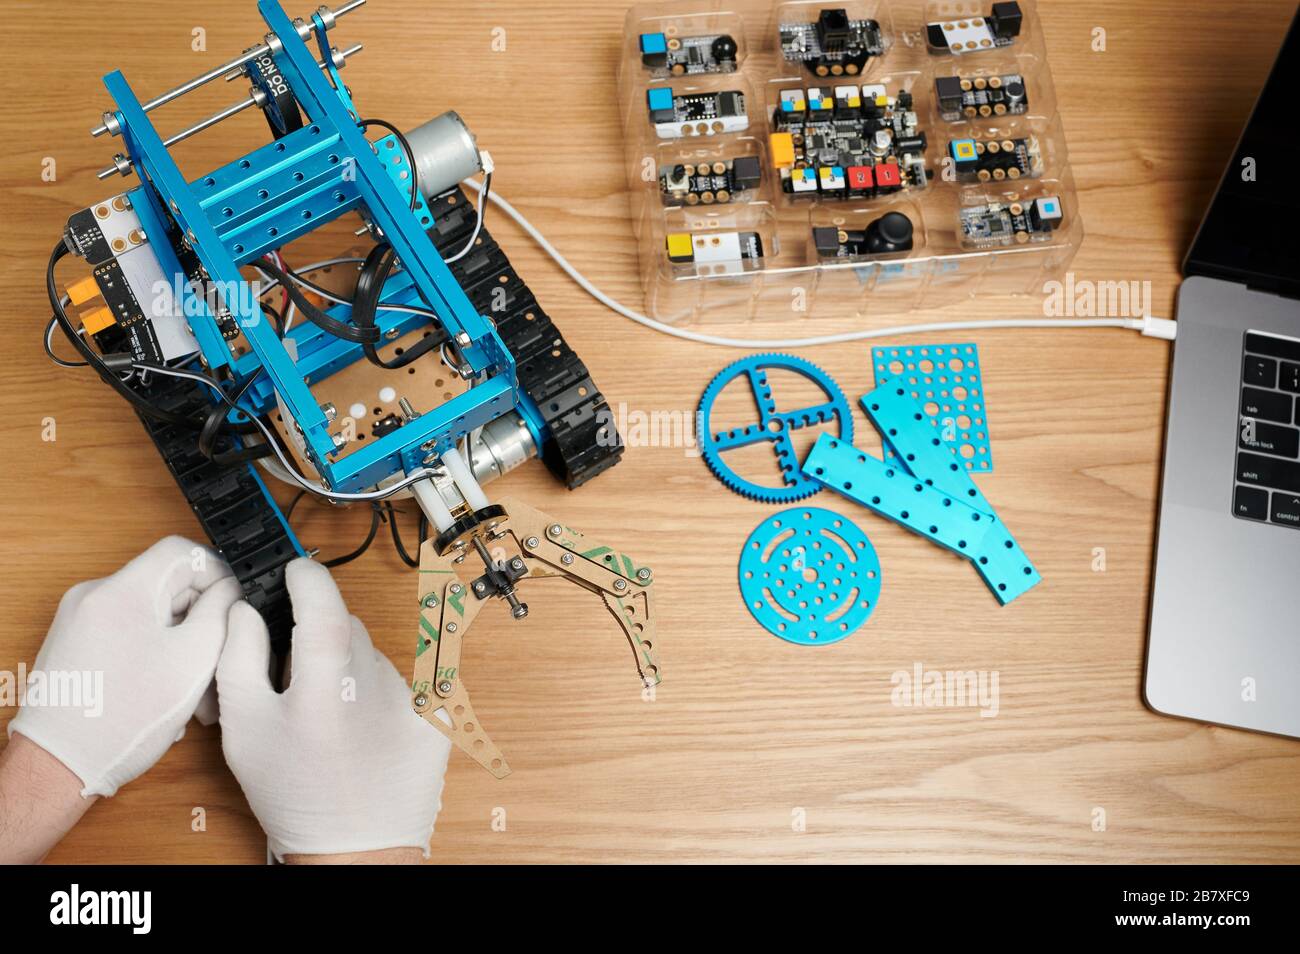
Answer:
738 507 882 645
872 342 992 472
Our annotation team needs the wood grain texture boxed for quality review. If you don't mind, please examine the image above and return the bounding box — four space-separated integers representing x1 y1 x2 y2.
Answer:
1 0 1298 864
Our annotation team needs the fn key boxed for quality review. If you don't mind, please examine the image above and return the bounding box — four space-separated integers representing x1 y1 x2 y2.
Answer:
1233 485 1269 521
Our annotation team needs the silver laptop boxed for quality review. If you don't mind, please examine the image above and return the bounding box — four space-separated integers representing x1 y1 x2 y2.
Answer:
1146 6 1300 738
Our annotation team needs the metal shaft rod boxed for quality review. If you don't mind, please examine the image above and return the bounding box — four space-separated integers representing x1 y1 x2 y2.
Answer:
91 0 365 137
96 43 363 180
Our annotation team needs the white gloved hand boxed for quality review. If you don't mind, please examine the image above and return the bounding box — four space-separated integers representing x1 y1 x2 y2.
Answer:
8 536 242 798
217 558 451 861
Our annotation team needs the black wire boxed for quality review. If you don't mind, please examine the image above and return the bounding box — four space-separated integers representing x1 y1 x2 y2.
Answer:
386 501 420 568
357 118 420 211
197 371 272 466
255 256 380 344
323 504 382 568
350 243 442 369
44 314 88 368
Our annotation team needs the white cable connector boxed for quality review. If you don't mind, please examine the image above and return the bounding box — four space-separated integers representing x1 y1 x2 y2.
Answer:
478 149 494 177
1136 315 1178 340
460 178 1177 348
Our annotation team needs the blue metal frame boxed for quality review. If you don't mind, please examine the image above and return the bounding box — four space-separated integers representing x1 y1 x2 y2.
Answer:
98 0 521 493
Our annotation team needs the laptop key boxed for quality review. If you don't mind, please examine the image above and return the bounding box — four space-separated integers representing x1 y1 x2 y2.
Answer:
1237 451 1300 492
1273 491 1300 527
1245 332 1300 363
1241 386 1293 424
1244 355 1277 387
1281 361 1300 395
1234 484 1269 520
1239 420 1300 458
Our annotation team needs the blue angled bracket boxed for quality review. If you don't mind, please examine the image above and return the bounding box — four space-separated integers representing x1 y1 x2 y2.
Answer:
801 384 1041 604
98 0 518 493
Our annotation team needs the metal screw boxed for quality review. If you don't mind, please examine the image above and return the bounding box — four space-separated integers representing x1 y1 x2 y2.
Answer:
637 568 652 581
422 594 439 608
561 553 574 565
446 622 458 634
548 524 562 538
474 581 486 594
614 578 628 591
449 583 462 595
385 327 401 340
510 558 524 571
438 680 453 694
321 402 337 423
413 693 428 708
524 536 539 549
455 331 472 347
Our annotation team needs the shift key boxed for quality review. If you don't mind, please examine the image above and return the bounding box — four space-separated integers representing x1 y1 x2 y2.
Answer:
1237 452 1300 492
1241 387 1294 423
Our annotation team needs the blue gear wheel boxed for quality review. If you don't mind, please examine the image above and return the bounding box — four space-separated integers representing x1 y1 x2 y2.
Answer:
739 507 882 645
697 353 854 503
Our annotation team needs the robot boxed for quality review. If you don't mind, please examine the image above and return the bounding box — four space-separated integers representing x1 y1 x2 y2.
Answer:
46 0 659 777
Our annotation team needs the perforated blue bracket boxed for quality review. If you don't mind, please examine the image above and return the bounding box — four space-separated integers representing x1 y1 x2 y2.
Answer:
872 342 992 472
860 384 1041 603
802 432 1039 605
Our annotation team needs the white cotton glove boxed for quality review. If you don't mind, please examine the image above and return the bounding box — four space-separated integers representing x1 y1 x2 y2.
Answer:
8 536 242 798
217 558 451 861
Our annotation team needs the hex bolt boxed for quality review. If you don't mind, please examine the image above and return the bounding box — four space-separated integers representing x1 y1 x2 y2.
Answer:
474 581 486 594
561 553 574 566
422 594 439 608
455 331 472 347
524 536 540 549
510 558 524 571
449 583 463 595
547 524 562 538
437 681 453 694
413 693 428 708
637 568 652 582
614 578 628 591
445 622 458 634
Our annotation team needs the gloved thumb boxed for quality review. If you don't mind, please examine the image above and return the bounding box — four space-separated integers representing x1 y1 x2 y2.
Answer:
217 601 274 697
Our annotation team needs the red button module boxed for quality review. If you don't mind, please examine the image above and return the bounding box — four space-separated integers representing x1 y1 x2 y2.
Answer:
847 166 873 190
875 161 901 188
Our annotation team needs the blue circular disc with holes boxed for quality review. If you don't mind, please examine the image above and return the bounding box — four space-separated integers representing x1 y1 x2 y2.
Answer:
738 507 882 645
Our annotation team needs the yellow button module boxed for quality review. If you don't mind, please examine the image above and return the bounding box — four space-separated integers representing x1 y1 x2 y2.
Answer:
665 232 695 263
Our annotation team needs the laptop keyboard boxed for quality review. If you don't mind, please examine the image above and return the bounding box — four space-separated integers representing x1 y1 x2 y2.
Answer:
1234 331 1300 530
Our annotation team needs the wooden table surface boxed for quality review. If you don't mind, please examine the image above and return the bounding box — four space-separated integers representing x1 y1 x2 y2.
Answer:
2 0 1298 864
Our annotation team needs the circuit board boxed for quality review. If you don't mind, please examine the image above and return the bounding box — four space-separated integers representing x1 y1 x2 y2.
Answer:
659 155 762 206
935 73 1028 122
948 135 1041 182
926 2 1023 55
780 7 885 77
959 195 1063 247
770 84 928 199
639 31 738 76
666 230 764 268
647 86 748 139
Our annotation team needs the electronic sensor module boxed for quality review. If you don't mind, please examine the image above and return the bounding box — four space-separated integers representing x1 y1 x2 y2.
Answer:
639 31 739 76
770 84 927 199
647 86 748 138
666 230 764 269
960 195 1063 247
926 2 1023 55
934 73 1028 122
948 135 1042 182
780 7 885 77
659 155 762 206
